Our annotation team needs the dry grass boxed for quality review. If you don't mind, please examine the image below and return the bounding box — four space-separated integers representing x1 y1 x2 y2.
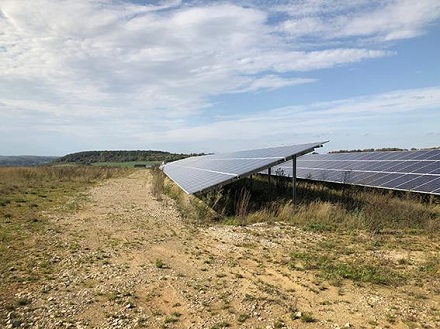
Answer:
150 167 165 200
168 174 438 236
234 188 251 220
228 189 440 235
162 175 200 221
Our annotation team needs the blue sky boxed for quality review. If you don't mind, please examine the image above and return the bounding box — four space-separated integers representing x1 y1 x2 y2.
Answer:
0 0 439 156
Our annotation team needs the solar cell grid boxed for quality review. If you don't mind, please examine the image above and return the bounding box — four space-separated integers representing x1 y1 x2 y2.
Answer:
162 141 326 194
401 162 429 174
362 173 386 185
408 161 434 173
384 152 406 160
358 153 383 160
387 161 418 173
398 151 423 160
369 173 402 186
333 154 354 160
359 161 385 172
383 174 417 188
411 150 433 160
322 170 344 182
428 166 440 175
373 161 397 172
372 152 394 160
364 173 394 186
426 152 440 160
410 177 440 193
267 149 440 195
349 171 374 182
394 175 438 191
337 161 353 169
350 161 374 171
317 161 336 170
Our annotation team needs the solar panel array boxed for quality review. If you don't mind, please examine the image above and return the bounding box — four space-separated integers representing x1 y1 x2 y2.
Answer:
162 142 326 194
269 149 440 195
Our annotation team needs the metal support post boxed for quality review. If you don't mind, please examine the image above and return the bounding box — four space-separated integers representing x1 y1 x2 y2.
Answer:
292 156 297 204
268 167 272 196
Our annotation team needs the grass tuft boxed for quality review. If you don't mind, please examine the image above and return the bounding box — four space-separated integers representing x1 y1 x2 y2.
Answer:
300 312 317 323
155 259 165 269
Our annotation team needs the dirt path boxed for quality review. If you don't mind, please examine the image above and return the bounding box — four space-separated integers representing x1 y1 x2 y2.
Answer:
6 170 439 328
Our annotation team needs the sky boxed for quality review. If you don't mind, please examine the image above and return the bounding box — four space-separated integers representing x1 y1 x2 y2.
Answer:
0 0 440 156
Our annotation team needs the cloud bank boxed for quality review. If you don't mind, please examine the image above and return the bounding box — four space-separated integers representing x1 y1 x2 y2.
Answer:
0 0 439 154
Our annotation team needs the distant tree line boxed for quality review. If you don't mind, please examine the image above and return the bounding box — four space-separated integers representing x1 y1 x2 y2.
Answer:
330 147 408 153
328 147 440 153
0 156 58 167
54 150 202 165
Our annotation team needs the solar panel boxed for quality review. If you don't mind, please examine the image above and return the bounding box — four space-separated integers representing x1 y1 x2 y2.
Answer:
162 141 327 194
268 149 440 195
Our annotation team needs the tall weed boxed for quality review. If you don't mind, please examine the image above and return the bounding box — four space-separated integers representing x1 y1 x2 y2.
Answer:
235 188 251 220
150 167 165 200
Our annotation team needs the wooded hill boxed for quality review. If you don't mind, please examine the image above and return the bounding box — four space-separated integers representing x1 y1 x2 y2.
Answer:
54 150 198 165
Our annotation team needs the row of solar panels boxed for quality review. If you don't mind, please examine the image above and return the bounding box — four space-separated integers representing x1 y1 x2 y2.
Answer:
269 149 440 195
162 142 440 196
162 142 326 194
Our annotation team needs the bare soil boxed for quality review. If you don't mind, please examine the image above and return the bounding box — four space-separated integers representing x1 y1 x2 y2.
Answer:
4 170 440 328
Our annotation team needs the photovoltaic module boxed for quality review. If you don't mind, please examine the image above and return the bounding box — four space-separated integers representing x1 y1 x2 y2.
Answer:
162 141 327 194
268 149 440 195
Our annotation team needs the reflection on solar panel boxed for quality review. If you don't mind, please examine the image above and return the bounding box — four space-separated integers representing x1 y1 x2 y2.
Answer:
269 149 440 195
162 142 327 194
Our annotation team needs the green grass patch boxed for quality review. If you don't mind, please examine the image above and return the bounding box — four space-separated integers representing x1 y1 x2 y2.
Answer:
237 313 250 323
155 259 165 269
322 262 403 285
289 250 404 286
300 312 317 323
164 316 179 324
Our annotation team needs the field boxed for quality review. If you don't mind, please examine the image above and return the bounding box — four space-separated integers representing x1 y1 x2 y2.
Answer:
1 167 439 328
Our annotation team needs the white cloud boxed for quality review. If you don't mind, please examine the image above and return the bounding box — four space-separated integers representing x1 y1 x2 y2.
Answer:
279 0 440 43
139 86 440 150
231 75 316 93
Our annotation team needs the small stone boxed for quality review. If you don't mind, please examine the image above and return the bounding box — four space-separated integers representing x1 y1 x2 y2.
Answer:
126 303 135 309
292 311 302 319
343 323 351 328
